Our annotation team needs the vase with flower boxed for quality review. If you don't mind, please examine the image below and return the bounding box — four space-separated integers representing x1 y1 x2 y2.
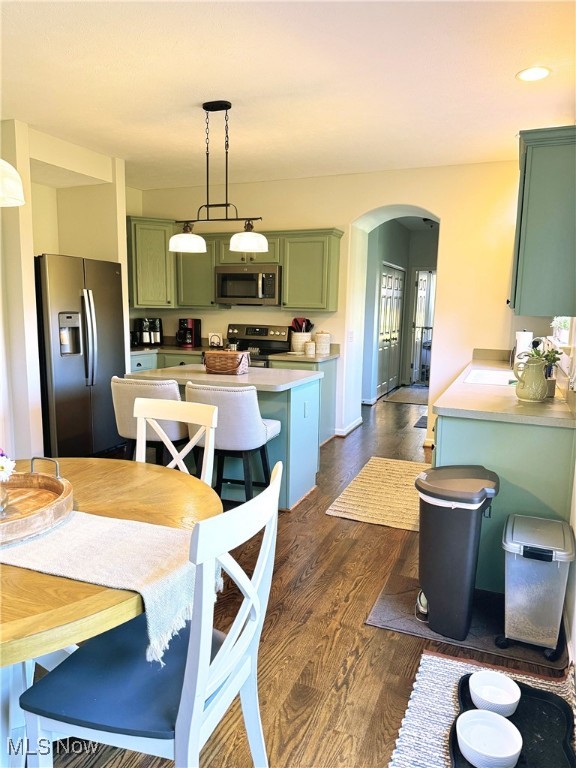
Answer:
524 346 561 398
0 449 16 516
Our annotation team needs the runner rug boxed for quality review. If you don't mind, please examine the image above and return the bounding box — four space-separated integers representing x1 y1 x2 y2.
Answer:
384 386 429 405
389 651 575 768
325 457 430 531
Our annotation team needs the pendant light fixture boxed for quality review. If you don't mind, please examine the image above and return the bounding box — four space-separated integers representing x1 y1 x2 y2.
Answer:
0 159 25 207
169 101 268 254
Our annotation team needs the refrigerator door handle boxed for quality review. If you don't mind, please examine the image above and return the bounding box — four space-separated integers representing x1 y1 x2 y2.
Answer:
83 289 98 386
87 289 98 385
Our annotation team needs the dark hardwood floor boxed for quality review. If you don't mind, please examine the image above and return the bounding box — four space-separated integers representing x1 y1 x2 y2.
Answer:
55 398 563 768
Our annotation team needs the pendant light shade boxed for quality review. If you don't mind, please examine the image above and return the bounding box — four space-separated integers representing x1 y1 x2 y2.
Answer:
173 101 267 254
168 223 207 253
229 220 269 253
0 159 25 207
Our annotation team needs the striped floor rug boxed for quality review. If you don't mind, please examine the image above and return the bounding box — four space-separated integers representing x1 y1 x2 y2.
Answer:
325 457 430 531
389 651 575 768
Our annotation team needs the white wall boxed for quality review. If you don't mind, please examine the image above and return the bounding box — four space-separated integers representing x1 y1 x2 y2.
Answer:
31 183 59 254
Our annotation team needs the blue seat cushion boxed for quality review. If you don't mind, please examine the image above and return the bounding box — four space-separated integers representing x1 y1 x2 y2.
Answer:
20 614 225 740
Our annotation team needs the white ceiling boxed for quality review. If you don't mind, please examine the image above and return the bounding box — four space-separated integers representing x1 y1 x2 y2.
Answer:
1 1 574 191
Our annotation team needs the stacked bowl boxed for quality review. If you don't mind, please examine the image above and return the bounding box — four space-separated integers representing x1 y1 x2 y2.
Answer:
455 671 522 768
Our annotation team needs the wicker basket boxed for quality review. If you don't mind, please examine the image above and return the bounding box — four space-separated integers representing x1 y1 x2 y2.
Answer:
204 350 250 375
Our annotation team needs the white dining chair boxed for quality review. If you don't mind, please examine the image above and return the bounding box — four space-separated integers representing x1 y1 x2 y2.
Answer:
111 376 189 463
134 397 218 486
20 462 283 768
185 383 281 502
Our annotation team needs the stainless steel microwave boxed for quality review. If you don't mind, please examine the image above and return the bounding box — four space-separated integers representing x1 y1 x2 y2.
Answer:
214 264 281 305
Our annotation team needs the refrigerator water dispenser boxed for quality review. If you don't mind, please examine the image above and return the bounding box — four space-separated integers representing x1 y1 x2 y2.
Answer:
58 312 81 355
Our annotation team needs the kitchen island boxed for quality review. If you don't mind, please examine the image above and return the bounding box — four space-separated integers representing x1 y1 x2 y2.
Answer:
128 365 323 510
433 359 576 593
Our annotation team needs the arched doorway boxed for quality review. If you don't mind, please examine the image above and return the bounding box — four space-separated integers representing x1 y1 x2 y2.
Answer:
354 205 440 405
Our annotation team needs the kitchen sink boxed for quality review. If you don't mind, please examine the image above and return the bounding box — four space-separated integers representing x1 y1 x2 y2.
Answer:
464 370 517 386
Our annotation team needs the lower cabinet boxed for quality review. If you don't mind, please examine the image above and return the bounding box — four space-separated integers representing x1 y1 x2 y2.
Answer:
130 353 158 372
269 358 337 445
434 414 575 594
159 352 204 367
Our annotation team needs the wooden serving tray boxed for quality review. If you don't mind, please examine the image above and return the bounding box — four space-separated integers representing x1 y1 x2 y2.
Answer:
0 464 73 546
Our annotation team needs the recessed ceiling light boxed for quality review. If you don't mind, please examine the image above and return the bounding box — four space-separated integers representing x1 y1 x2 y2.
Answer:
516 66 551 82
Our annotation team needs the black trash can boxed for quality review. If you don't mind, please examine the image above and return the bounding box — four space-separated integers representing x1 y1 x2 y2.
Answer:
415 465 499 641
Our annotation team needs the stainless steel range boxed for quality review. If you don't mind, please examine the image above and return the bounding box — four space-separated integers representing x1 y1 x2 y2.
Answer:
226 323 291 367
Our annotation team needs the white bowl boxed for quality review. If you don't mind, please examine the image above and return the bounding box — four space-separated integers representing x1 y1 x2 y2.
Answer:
469 670 521 717
456 710 522 768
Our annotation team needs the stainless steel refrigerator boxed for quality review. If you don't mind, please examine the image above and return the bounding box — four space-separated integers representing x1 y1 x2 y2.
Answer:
35 253 126 457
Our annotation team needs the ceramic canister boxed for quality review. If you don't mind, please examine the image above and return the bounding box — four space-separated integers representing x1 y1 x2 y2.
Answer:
315 331 331 356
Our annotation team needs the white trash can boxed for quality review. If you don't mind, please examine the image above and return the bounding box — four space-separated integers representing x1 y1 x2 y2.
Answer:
502 514 575 653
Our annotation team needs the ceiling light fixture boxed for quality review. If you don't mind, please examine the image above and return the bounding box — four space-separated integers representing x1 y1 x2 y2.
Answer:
0 159 25 207
516 66 551 82
169 101 268 254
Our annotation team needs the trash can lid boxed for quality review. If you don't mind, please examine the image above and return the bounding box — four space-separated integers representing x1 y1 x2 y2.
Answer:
414 464 500 504
502 514 575 561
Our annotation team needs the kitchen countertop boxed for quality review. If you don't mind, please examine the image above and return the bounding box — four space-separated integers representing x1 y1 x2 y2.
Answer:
128 364 324 392
130 344 340 364
433 360 576 429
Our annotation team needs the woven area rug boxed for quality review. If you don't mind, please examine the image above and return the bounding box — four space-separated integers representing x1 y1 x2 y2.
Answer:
367 573 568 670
325 457 430 531
389 651 575 768
384 386 429 405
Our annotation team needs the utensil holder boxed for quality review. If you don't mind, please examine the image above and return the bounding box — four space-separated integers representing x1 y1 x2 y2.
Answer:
291 332 312 353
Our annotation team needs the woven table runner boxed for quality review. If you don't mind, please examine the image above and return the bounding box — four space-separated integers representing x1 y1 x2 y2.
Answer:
389 651 575 767
0 511 208 663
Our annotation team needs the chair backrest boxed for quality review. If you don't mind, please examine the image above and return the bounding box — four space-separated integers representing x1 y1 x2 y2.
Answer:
111 376 188 442
134 397 218 485
175 462 283 761
185 382 268 451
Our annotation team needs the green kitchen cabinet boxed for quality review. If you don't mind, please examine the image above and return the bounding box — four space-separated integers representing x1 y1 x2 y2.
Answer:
130 352 158 372
269 357 337 445
215 236 281 264
433 414 576 594
127 217 176 308
509 125 576 317
281 229 342 310
176 241 217 307
160 352 204 367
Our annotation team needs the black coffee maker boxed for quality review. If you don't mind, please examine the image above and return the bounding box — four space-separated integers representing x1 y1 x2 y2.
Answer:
133 318 163 346
176 318 201 348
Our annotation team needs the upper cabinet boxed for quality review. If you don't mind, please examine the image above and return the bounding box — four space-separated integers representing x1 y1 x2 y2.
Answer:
281 229 342 310
215 236 281 264
127 220 343 310
127 217 175 308
176 241 217 308
509 126 576 317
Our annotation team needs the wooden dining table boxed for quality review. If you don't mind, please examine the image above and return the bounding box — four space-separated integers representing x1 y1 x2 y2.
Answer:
1 457 223 667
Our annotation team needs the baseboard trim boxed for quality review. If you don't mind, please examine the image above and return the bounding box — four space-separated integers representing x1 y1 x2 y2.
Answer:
335 417 363 437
